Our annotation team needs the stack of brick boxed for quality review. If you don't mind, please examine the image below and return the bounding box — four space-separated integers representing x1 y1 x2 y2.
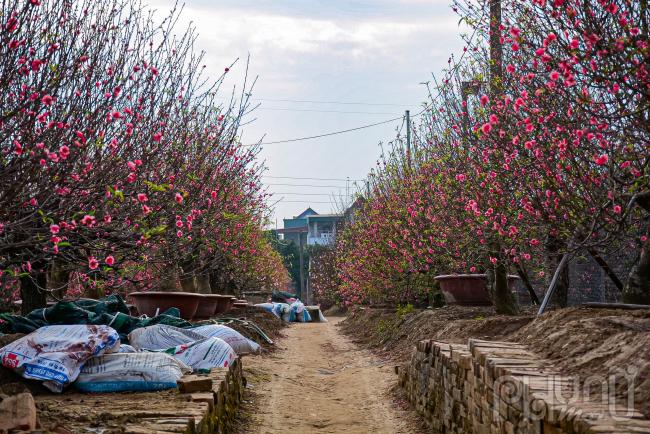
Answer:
398 339 650 433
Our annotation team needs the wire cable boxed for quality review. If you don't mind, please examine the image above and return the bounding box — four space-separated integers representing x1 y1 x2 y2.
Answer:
264 176 365 182
257 115 404 146
256 107 401 115
251 98 414 107
267 183 348 188
276 200 334 204
273 192 341 196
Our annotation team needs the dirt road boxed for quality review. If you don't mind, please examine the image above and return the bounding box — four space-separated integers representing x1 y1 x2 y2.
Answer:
239 317 421 434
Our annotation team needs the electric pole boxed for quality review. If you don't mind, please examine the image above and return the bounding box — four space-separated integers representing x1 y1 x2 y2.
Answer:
405 110 412 169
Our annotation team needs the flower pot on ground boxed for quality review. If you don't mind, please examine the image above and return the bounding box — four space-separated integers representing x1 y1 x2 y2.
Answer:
193 294 220 319
212 294 233 314
433 274 520 306
128 292 200 319
232 300 249 309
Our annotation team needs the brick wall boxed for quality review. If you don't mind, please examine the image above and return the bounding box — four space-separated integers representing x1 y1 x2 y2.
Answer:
398 339 649 433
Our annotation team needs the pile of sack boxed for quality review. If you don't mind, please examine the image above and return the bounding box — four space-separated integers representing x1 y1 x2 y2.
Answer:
0 322 261 393
256 300 326 322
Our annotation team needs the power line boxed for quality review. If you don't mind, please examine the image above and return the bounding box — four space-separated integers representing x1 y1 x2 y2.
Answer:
264 176 365 182
257 115 404 146
252 97 414 107
256 107 401 115
276 200 334 204
273 192 342 196
267 183 349 188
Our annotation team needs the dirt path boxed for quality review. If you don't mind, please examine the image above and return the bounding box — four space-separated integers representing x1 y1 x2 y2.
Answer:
239 317 421 434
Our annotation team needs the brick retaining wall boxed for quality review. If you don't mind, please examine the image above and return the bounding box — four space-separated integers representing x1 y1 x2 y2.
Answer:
398 339 650 433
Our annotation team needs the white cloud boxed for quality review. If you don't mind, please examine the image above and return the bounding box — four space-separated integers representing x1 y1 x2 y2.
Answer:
146 0 465 221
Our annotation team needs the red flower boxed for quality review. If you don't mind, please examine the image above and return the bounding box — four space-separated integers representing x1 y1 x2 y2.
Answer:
59 145 70 159
594 154 609 165
5 17 18 32
41 95 53 105
88 257 99 270
105 256 115 266
175 192 183 204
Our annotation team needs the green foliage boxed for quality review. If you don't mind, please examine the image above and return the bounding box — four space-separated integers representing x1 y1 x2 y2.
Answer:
266 230 306 292
396 303 414 317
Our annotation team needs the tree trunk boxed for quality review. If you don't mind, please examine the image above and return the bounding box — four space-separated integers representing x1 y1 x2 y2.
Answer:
515 263 541 305
195 273 212 294
623 223 650 304
588 250 623 291
20 271 47 315
179 273 196 293
47 261 70 299
209 269 221 294
159 265 180 292
492 257 519 315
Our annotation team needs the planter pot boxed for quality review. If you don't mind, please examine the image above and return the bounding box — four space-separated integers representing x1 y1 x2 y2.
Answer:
433 274 520 306
232 301 249 309
194 294 220 319
213 294 234 315
128 291 200 319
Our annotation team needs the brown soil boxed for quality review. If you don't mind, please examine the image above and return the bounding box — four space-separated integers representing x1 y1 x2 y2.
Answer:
339 305 650 417
235 317 425 434
510 307 650 416
339 305 535 361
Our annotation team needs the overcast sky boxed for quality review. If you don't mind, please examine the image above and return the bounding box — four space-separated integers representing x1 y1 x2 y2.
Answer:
149 0 467 225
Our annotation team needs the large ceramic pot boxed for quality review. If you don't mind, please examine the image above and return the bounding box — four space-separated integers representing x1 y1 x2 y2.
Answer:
194 294 220 319
129 291 200 319
213 294 233 315
433 274 520 306
232 299 249 309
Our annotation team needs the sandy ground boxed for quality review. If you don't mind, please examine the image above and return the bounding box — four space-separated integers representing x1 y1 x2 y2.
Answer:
238 317 422 434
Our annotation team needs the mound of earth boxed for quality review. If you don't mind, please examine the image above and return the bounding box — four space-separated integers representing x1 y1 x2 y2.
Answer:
339 305 650 417
339 305 534 361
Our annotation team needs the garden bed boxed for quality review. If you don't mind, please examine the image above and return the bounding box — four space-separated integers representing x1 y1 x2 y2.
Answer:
339 305 650 417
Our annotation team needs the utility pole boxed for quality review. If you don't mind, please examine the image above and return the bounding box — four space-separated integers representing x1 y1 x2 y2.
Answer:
405 110 412 169
298 231 305 299
346 176 350 202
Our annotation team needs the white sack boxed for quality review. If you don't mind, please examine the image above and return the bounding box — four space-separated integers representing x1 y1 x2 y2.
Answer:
0 325 119 392
162 337 236 370
75 352 191 392
191 325 261 355
128 325 206 350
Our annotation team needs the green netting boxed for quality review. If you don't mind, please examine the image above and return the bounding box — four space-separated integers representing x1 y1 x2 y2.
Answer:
0 295 191 343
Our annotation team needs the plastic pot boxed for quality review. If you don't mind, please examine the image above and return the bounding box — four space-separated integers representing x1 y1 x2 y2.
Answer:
128 291 200 319
433 274 520 306
194 294 220 319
